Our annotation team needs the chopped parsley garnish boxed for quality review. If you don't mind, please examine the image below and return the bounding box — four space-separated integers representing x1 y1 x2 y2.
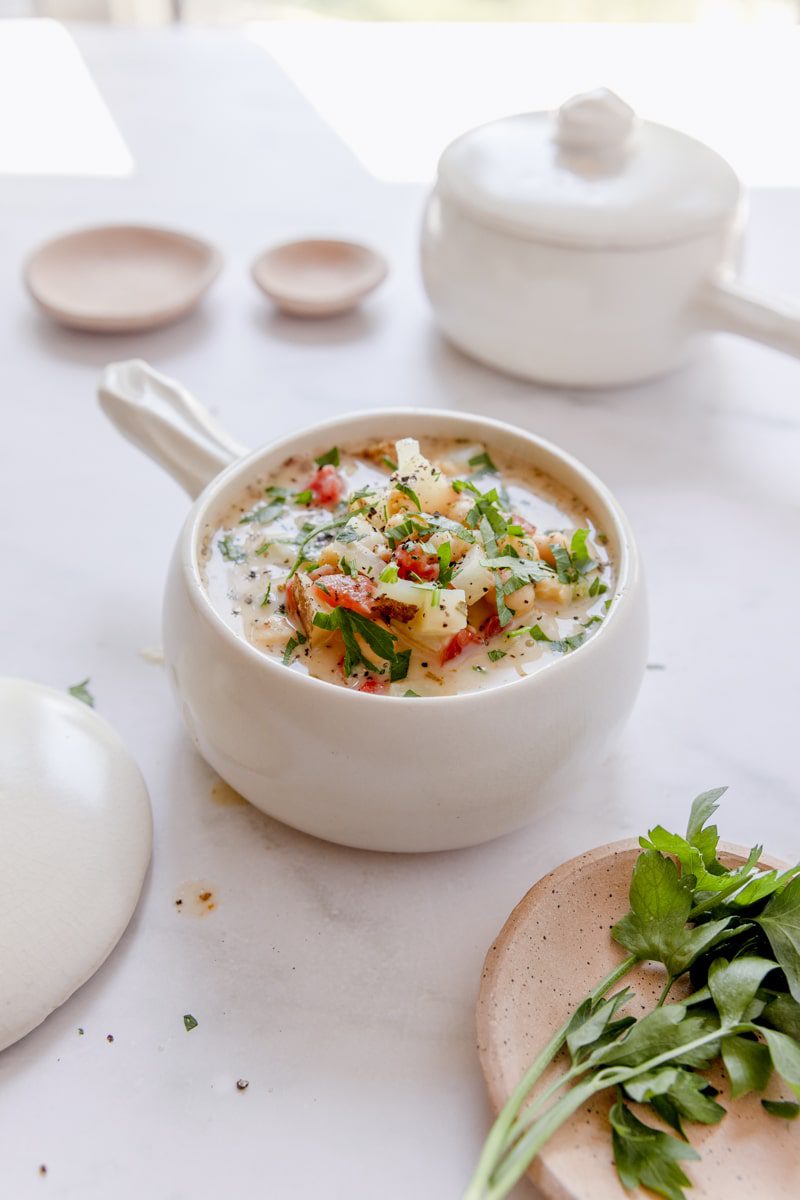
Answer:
381 456 398 471
487 649 506 662
386 517 430 548
395 482 421 510
314 446 340 468
294 489 313 506
218 536 246 563
570 527 593 574
340 557 353 576
508 623 587 653
403 689 420 697
390 649 412 683
424 514 477 544
68 678 94 707
551 542 577 583
468 450 498 475
588 576 608 597
255 542 271 556
337 523 365 544
436 542 453 586
239 500 284 525
260 583 271 607
313 608 410 680
183 1014 198 1032
287 515 351 577
283 632 307 664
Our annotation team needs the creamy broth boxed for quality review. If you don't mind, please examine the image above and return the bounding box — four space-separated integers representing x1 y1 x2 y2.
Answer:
199 437 613 697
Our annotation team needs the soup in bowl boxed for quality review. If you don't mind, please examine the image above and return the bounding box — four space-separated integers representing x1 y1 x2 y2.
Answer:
201 437 614 698
99 360 648 851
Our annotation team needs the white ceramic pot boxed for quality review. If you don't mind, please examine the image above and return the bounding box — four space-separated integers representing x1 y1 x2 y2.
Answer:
99 359 648 852
421 89 800 388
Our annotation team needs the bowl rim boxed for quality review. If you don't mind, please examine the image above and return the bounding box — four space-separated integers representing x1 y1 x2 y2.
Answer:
176 406 642 707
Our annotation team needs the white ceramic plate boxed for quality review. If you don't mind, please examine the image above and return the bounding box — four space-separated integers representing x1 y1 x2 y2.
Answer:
25 224 222 332
0 678 152 1050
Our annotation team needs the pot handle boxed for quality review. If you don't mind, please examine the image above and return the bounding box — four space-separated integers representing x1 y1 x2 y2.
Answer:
695 275 800 361
98 359 249 499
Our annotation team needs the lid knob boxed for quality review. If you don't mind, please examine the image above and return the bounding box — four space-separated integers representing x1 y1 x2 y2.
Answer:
555 88 636 152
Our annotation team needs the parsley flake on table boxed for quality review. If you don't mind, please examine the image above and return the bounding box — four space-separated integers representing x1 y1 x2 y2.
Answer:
68 678 95 707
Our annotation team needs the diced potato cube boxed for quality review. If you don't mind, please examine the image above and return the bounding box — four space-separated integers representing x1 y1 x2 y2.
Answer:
451 544 494 605
408 588 468 640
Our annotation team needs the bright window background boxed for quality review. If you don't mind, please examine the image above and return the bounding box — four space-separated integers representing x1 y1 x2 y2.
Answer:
20 1 800 23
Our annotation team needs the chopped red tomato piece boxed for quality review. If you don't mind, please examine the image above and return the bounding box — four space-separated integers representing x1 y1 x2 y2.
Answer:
396 543 439 582
309 564 337 581
480 613 510 641
356 676 389 694
440 627 482 665
312 572 376 617
309 464 344 507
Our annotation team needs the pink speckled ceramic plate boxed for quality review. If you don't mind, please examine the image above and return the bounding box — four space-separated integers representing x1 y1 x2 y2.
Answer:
477 840 796 1199
25 225 222 332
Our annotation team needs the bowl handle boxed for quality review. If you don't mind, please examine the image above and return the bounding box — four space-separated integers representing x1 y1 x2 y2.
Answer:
695 275 800 361
98 359 249 499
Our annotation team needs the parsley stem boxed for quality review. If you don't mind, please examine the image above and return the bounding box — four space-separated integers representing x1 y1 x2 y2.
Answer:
476 1019 743 1200
463 953 638 1200
481 1079 598 1200
656 976 674 1007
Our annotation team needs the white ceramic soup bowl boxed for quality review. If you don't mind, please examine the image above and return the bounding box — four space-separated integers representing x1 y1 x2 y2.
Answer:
99 360 648 852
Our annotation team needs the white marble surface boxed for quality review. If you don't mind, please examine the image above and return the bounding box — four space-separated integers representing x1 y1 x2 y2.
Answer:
1 20 799 1200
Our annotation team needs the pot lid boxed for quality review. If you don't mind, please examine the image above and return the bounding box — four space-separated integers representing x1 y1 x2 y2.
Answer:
436 90 741 248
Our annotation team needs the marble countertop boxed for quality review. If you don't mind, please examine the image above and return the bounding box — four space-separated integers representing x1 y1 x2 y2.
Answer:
1 19 799 1200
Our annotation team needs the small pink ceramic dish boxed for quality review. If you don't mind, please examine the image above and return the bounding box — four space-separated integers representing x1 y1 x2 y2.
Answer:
251 238 387 316
477 840 794 1199
25 224 222 332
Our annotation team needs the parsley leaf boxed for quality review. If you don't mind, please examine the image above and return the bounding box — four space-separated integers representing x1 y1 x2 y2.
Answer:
721 1033 772 1098
395 482 421 511
315 446 340 468
218 535 246 563
283 632 307 664
68 678 94 707
609 1098 699 1200
436 542 453 586
468 450 498 475
757 876 800 1002
183 1014 198 1032
312 608 407 680
390 649 411 683
239 500 284 525
762 1099 800 1119
487 649 506 662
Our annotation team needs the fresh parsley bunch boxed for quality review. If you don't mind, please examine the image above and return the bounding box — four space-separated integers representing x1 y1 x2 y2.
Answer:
465 789 800 1200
